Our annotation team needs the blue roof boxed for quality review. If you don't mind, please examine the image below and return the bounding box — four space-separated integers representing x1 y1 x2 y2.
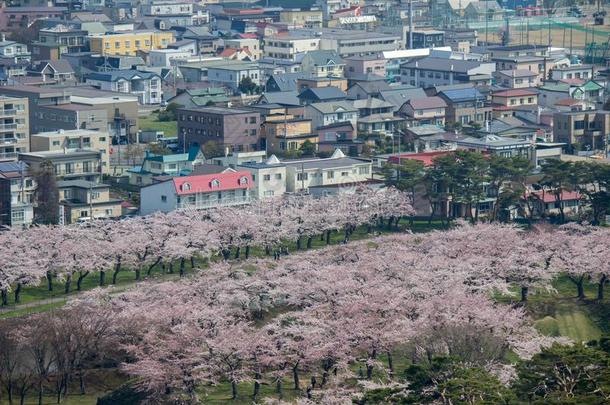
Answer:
439 88 484 102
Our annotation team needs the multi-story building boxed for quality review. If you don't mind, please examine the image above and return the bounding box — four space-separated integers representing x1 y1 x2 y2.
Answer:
487 44 548 59
19 149 103 182
491 55 548 82
147 49 192 67
0 96 29 161
491 89 538 117
494 69 539 89
464 0 506 22
224 38 262 61
85 70 162 105
404 30 445 49
438 87 491 125
0 160 35 227
304 101 358 131
58 180 122 223
262 114 317 153
139 169 254 214
0 7 67 31
0 37 31 63
140 1 193 16
279 9 323 28
89 31 175 56
344 54 386 78
553 110 610 152
311 28 400 57
401 57 495 88
263 32 320 61
551 65 595 81
399 96 447 127
237 155 287 199
30 129 111 173
206 62 261 92
31 24 87 61
177 106 262 153
128 147 205 186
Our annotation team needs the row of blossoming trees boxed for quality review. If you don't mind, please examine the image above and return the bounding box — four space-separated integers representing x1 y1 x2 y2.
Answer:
2 208 608 403
0 188 415 305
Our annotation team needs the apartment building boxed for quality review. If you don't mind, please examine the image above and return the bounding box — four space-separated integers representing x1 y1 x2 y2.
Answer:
300 50 345 78
279 9 323 27
438 88 491 125
304 101 358 131
31 24 88 61
262 114 317 153
494 69 539 89
128 147 205 186
30 129 111 173
551 65 595 81
344 55 386 78
0 7 67 31
140 1 193 16
399 96 447 127
553 110 610 151
0 96 29 162
0 38 31 63
177 106 262 153
263 33 320 60
0 160 35 227
89 31 175 56
491 89 539 117
401 57 496 88
140 170 254 214
19 149 103 182
58 180 122 223
405 30 445 49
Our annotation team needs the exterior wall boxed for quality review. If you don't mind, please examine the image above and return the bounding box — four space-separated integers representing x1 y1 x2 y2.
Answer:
89 31 175 56
304 107 357 131
551 68 592 81
224 38 262 60
264 37 320 60
318 35 399 57
19 153 103 182
285 161 372 192
279 10 323 27
0 96 29 161
139 180 177 215
148 50 192 67
63 201 122 223
240 165 287 199
32 105 107 134
446 103 492 125
492 94 538 107
30 130 111 173
344 58 386 77
494 72 539 88
207 66 261 90
178 108 261 152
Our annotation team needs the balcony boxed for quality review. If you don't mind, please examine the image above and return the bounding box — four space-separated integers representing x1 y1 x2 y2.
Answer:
0 123 17 131
0 109 17 117
177 195 251 210
0 137 18 145
0 152 17 159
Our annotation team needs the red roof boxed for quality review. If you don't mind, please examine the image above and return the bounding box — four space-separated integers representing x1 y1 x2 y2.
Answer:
555 98 581 106
172 171 253 195
238 33 259 39
492 89 538 97
388 151 454 167
530 190 581 203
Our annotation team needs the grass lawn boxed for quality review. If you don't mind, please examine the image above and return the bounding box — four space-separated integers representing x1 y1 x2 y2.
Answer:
139 113 177 137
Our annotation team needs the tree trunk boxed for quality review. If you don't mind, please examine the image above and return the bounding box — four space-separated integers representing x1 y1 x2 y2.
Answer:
293 364 300 390
99 270 106 286
7 380 13 405
38 381 43 405
343 228 350 243
307 236 313 249
79 372 85 395
76 271 89 291
135 268 141 281
64 274 72 294
325 230 331 245
276 379 283 399
598 274 607 300
366 350 377 380
577 279 585 299
231 381 238 400
521 286 529 302
1 289 8 306
14 283 22 304
47 272 53 291
179 258 186 278
112 256 121 284
190 256 195 269
235 246 241 259
265 245 271 256
146 257 162 276
296 236 302 250
167 262 174 274
245 246 250 259
387 351 394 379
253 371 261 400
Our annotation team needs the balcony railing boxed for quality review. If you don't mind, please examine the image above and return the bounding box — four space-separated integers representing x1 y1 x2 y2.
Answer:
0 137 18 145
0 152 17 159
0 123 17 131
177 196 251 210
0 109 17 117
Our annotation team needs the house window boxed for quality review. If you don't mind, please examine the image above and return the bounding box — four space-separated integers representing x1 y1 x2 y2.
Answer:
358 166 369 175
161 195 167 202
181 182 192 191
263 174 271 181
239 176 249 185
341 171 348 177
297 172 308 181
105 209 113 215
210 179 220 187
327 171 334 179
275 173 282 180
264 190 275 197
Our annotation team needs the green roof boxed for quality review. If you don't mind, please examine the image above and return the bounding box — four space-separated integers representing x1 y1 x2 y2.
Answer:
581 80 603 91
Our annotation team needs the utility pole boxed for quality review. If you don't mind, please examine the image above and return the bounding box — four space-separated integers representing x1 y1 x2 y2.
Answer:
485 0 489 45
89 181 93 221
408 0 413 49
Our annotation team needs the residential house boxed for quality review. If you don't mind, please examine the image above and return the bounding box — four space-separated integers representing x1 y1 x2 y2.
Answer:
346 80 391 100
570 80 605 104
139 169 254 214
236 154 287 199
298 87 347 105
464 0 506 21
344 54 386 79
401 57 495 88
553 110 610 152
89 31 175 56
19 149 103 182
219 47 255 62
494 69 539 88
224 38 262 61
206 61 261 92
58 180 122 223
262 114 317 153
455 133 533 160
265 72 309 93
523 190 581 219
0 38 31 63
177 106 262 153
0 160 35 227
147 49 192 68
487 44 548 58
26 60 75 83
491 55 548 82
491 88 538 117
304 101 358 131
128 147 205 186
30 129 111 174
279 9 323 28
302 28 399 57
550 65 595 81
378 87 428 112
399 96 447 127
0 7 67 31
167 88 230 109
438 87 491 125
317 121 361 155
300 50 345 78
0 96 29 161
85 70 162 105
297 76 349 92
